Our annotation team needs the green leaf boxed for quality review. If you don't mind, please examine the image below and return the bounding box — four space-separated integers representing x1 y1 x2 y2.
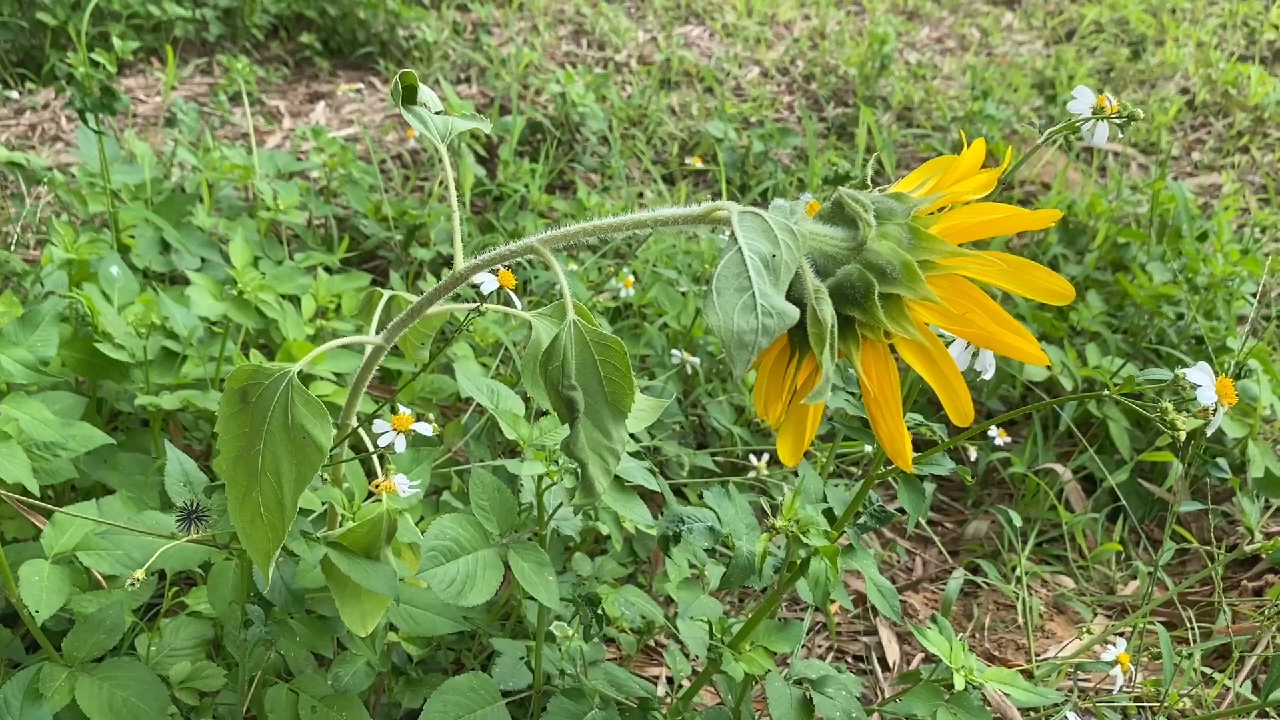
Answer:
0 290 22 329
38 663 76 712
506 541 560 610
213 364 333 581
470 468 518 538
809 674 867 720
455 364 527 441
0 439 36 493
321 556 393 638
705 207 803 376
419 514 504 607
418 671 511 720
62 602 129 665
539 315 634 504
799 266 838 403
163 441 209 504
764 672 813 720
97 253 140 307
73 658 170 720
330 503 397 558
625 391 672 434
0 393 113 455
388 584 473 637
0 665 53 720
17 558 75 626
396 309 448 364
133 616 215 673
324 545 398 597
976 667 1065 707
845 546 902 622
490 651 533 692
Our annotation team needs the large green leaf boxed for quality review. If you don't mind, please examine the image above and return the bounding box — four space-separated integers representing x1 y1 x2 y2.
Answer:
329 503 396 558
324 546 398 597
0 665 53 720
73 658 170 720
213 364 333 581
0 393 113 456
321 556 393 638
418 514 504 607
764 672 813 720
845 546 902 623
62 602 129 665
506 541 560 610
704 207 803 376
17 558 75 626
388 584 473 637
0 439 36 493
392 70 492 145
418 672 510 720
538 314 634 504
163 441 209 504
469 468 518 538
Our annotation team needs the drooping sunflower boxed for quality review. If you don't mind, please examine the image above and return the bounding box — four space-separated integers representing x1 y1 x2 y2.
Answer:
752 136 1076 471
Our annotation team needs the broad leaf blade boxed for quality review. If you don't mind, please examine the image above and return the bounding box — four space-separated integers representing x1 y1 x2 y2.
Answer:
418 514 504 607
705 207 803 376
213 364 332 581
73 658 170 720
539 316 634 504
418 672 510 720
469 468 518 538
506 541 560 610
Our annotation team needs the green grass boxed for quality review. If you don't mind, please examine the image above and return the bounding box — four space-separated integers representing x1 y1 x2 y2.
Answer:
1 1 1278 719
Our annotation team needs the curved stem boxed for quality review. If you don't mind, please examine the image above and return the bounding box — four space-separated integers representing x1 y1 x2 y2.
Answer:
293 335 384 371
329 202 738 491
428 137 466 273
0 490 225 547
0 538 61 662
356 426 383 480
426 302 532 322
140 535 213 575
532 244 574 319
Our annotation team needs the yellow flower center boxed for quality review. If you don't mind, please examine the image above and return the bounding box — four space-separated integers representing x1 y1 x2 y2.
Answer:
497 267 518 290
405 128 416 139
390 411 415 433
691 155 703 165
1215 375 1238 408
623 276 635 289
1093 94 1119 115
805 198 821 217
997 428 1009 439
1116 651 1131 672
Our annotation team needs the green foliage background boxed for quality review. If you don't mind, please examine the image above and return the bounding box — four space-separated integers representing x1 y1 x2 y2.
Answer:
1 1 1278 719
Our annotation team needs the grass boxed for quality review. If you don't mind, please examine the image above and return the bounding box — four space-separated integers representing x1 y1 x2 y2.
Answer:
1 0 1278 718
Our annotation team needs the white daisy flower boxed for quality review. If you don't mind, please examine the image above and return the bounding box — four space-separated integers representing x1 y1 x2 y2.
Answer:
964 444 978 462
391 473 421 498
669 348 701 374
937 328 996 381
336 82 366 96
747 452 770 478
371 404 437 454
472 266 522 310
609 268 637 299
862 444 874 454
684 155 706 169
1066 85 1121 147
1178 361 1238 436
1099 636 1132 693
988 426 1012 447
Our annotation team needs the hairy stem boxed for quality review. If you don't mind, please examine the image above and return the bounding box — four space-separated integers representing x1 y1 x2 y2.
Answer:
293 335 384 371
532 243 574 319
329 202 737 491
428 137 466 273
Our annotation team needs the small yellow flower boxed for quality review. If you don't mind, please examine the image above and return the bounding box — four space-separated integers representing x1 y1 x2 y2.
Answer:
472 267 522 310
805 198 821 217
685 155 705 168
372 404 436 453
406 128 416 139
1179 361 1238 435
497 267 518 291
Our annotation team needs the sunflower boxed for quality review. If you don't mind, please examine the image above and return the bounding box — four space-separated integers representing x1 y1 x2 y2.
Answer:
751 136 1075 471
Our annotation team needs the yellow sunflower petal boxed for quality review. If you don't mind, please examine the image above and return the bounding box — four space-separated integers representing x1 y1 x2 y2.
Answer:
916 147 1013 214
857 337 913 472
752 335 788 424
933 137 988 193
890 155 957 197
909 276 1050 366
776 400 825 467
927 203 1063 245
759 336 801 427
938 251 1076 306
893 320 975 427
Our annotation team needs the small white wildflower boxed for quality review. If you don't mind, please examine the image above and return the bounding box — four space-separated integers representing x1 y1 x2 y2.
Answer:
1178 361 1238 436
937 328 996 381
391 473 421 498
684 155 705 168
609 268 637 299
1066 85 1121 146
747 452 770 478
669 348 701 374
963 444 978 462
1099 636 1132 693
472 266 522 310
336 82 366 96
862 444 874 454
988 426 1012 447
371 404 437 454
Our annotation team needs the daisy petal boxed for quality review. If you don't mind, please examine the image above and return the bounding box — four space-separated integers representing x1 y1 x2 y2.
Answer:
1195 385 1219 406
1207 404 1226 436
371 418 392 434
410 421 435 437
376 431 396 448
1180 362 1216 388
1066 98 1093 115
1089 120 1110 146
394 434 407 454
506 289 522 310
1072 85 1096 102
